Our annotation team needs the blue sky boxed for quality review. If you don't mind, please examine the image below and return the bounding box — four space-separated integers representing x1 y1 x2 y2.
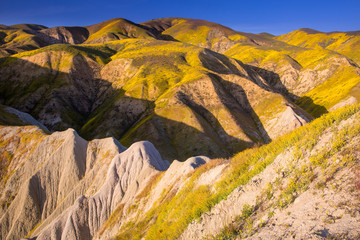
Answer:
1 0 359 35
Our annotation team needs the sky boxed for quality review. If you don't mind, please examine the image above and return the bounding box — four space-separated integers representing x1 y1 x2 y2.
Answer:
1 0 359 35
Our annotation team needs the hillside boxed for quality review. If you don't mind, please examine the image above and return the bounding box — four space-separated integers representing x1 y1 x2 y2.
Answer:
0 36 311 161
1 102 359 240
1 17 359 161
0 17 360 239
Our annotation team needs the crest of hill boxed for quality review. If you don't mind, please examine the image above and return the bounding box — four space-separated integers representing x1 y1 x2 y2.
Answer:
275 28 360 64
142 17 235 33
84 18 159 44
9 23 48 31
142 18 291 54
142 17 252 50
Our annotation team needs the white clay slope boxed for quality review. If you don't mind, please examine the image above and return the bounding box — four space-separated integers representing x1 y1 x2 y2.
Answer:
33 141 170 240
0 128 125 240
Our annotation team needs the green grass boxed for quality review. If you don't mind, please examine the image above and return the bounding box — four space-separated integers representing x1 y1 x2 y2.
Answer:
79 39 223 140
224 36 360 120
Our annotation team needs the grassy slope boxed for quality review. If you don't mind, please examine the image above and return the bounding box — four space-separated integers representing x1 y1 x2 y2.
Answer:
79 39 271 159
224 37 360 117
1 37 273 160
1 18 359 156
272 29 360 116
275 29 360 64
1 18 360 238
79 39 203 134
114 103 360 240
85 18 157 44
0 28 45 54
144 20 360 118
3 20 358 158
143 18 256 50
0 43 118 132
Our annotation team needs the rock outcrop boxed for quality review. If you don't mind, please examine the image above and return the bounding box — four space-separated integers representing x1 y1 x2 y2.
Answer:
34 141 169 240
4 106 49 131
0 127 125 240
36 27 89 44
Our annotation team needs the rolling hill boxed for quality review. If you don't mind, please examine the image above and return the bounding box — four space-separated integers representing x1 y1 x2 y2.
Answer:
0 17 359 240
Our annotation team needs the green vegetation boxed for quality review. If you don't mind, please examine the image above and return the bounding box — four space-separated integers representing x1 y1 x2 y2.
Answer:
80 39 216 141
210 105 360 239
114 104 360 239
296 66 360 117
1 18 360 239
224 31 360 121
275 29 360 64
85 19 155 44
0 28 44 54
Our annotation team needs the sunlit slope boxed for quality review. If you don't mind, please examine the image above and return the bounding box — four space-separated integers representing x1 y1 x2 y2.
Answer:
223 34 360 117
103 104 360 240
84 18 159 44
0 37 308 160
142 19 360 118
142 18 269 53
276 28 360 64
1 17 359 160
80 39 299 160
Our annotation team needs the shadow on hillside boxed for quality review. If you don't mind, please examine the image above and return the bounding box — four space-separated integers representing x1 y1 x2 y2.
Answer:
208 73 272 143
0 56 250 161
35 27 90 45
121 21 180 42
244 64 329 117
199 49 248 77
198 48 328 119
0 51 328 161
0 55 118 131
176 91 254 154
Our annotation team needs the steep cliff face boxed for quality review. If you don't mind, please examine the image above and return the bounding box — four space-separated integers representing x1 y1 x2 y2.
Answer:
0 126 125 240
34 141 170 240
0 120 210 240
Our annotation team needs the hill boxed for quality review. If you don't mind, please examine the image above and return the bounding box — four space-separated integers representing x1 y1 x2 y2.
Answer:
0 36 312 161
0 103 359 240
0 17 359 239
